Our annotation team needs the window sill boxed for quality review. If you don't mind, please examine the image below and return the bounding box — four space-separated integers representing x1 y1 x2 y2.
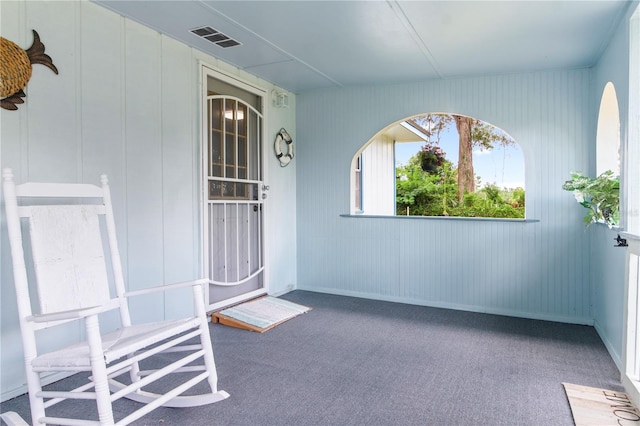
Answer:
592 221 622 230
340 214 539 223
620 232 640 242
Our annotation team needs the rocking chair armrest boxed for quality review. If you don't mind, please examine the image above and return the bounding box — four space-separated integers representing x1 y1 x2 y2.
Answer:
27 305 104 323
123 278 209 298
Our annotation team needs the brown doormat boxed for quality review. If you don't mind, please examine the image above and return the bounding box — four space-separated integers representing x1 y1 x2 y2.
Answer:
211 296 311 333
563 382 640 425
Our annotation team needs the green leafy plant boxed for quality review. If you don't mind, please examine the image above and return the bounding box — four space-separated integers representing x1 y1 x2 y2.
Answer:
562 170 620 228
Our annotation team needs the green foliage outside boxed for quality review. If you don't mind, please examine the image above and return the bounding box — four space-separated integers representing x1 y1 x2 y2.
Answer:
396 155 525 218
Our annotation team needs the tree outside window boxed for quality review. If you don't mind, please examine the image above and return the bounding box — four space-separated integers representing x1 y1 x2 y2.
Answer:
395 113 525 219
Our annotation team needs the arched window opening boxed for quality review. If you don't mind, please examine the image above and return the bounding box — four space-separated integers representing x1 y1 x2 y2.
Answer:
351 113 525 219
596 82 621 176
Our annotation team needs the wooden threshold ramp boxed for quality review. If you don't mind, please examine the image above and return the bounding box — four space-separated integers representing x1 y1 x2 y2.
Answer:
563 382 640 425
211 296 311 333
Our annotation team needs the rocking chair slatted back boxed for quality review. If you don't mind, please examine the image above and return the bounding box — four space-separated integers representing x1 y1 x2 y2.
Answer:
2 168 228 426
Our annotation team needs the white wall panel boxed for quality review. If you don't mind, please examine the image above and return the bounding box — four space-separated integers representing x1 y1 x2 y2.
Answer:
78 1 128 295
122 20 164 323
361 134 394 215
589 2 635 369
79 2 125 183
160 36 198 319
264 94 298 295
1 0 85 398
297 70 593 324
0 0 297 399
23 1 79 182
591 225 626 369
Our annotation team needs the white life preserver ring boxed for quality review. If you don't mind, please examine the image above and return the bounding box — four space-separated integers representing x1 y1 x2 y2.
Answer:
274 128 294 167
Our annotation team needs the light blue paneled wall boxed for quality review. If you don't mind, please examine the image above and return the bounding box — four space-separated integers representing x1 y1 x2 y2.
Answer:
589 2 638 369
0 0 296 400
591 225 626 369
297 71 593 323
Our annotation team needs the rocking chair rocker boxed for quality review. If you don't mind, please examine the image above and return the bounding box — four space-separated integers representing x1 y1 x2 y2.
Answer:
2 169 228 425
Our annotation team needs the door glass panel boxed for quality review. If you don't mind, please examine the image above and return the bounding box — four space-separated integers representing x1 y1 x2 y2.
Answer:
238 136 247 179
225 134 236 178
205 91 264 310
224 100 236 132
208 180 257 200
210 98 222 131
238 104 247 137
211 132 223 177
209 98 224 177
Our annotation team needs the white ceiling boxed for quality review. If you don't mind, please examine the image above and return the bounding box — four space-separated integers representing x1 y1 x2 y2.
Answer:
93 0 632 94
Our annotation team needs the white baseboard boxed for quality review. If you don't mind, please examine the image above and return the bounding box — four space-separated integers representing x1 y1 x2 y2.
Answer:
594 319 622 372
1 371 71 402
296 285 595 326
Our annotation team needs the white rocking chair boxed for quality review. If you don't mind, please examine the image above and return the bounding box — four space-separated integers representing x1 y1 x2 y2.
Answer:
2 169 228 425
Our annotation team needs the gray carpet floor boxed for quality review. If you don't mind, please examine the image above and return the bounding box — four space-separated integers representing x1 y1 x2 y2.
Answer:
1 290 623 425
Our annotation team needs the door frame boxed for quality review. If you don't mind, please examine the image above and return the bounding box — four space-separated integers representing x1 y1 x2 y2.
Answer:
623 235 640 403
199 63 269 311
621 3 640 407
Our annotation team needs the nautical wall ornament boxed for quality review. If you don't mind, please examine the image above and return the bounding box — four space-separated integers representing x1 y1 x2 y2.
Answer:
1 30 59 111
274 128 294 167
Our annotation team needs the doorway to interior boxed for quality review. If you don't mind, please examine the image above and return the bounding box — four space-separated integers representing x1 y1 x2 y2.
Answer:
201 66 268 311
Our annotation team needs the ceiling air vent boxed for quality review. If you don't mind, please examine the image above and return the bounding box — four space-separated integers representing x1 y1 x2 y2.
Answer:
190 26 241 48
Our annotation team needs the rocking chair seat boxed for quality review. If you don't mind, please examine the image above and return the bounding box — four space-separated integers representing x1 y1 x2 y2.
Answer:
32 317 199 370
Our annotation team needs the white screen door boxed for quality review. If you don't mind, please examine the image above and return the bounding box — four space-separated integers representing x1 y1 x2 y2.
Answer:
203 88 267 310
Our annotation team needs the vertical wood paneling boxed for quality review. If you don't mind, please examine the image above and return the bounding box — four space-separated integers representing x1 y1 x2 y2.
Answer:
21 0 87 384
160 37 196 319
589 5 636 368
591 225 626 366
0 0 26 398
123 21 164 323
79 1 127 282
0 1 26 174
80 3 124 181
361 134 394 215
265 93 298 295
1 0 86 398
298 70 593 323
1 1 297 399
24 1 77 182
